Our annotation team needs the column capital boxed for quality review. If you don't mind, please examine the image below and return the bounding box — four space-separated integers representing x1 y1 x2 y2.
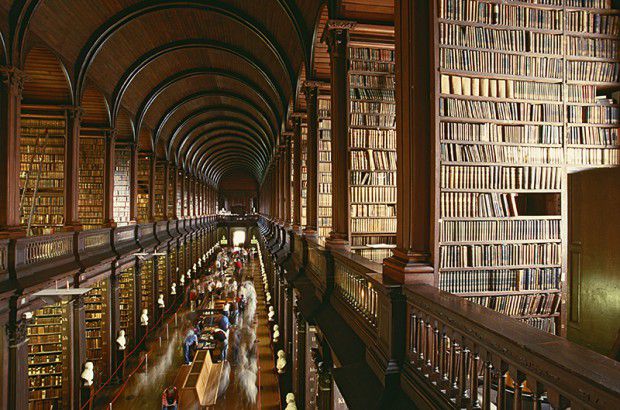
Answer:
0 66 28 97
5 319 29 346
324 20 355 57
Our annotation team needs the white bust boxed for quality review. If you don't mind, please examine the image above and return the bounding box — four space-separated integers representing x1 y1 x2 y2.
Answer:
157 294 165 309
192 263 197 272
276 350 287 374
140 309 149 326
81 362 94 386
116 330 126 350
186 269 191 278
268 306 275 321
272 324 280 343
180 275 185 285
171 282 177 295
266 292 272 302
285 393 297 410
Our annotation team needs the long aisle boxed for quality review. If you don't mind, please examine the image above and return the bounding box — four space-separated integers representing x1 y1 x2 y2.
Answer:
215 256 280 409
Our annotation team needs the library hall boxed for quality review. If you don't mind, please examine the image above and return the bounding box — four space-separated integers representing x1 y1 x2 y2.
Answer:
0 0 618 409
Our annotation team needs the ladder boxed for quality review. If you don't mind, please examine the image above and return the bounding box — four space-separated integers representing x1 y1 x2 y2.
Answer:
19 129 50 236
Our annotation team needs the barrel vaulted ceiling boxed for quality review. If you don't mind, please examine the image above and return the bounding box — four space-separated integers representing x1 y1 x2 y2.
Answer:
0 0 326 186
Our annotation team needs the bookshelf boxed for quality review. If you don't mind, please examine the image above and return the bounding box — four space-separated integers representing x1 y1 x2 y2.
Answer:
176 170 183 217
137 153 150 223
84 279 109 378
19 114 66 236
27 302 69 410
156 254 167 303
433 0 620 335
167 166 175 218
154 161 165 220
169 246 177 286
183 176 189 217
348 45 397 262
118 266 135 347
290 135 295 225
113 144 131 225
318 95 333 239
79 136 105 229
140 259 154 320
301 123 308 227
179 243 186 275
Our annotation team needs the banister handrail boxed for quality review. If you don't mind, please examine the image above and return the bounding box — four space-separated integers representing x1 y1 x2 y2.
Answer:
403 284 620 409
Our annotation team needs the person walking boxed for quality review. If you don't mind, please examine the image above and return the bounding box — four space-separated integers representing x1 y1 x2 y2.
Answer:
161 386 178 410
183 329 198 365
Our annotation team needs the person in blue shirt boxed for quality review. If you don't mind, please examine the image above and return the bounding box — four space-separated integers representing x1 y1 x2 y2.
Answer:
218 309 230 331
183 329 198 364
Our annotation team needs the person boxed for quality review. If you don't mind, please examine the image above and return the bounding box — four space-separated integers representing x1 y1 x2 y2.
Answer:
183 329 198 364
197 283 205 306
162 386 178 410
212 327 228 361
229 302 239 326
218 310 230 333
189 287 198 312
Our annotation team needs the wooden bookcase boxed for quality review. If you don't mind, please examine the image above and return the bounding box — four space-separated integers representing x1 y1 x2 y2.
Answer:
432 0 620 335
167 166 175 218
176 170 183 217
153 161 165 220
19 110 67 236
27 302 70 410
118 266 135 348
156 254 167 305
140 259 155 321
137 152 150 223
78 135 105 229
347 42 397 262
301 123 308 227
84 279 109 379
318 94 333 239
113 143 131 226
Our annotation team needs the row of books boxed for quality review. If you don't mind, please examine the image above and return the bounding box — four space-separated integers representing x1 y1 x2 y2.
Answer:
350 150 397 171
349 61 395 74
441 74 562 101
349 74 395 89
350 187 397 204
441 49 563 78
440 192 523 218
351 235 396 247
440 165 563 190
439 267 562 293
566 10 620 35
113 148 131 224
466 292 561 317
350 129 396 149
350 88 395 101
20 153 65 165
439 242 561 268
351 218 396 233
567 127 618 146
440 97 563 122
441 122 562 144
349 47 394 62
523 317 556 333
566 147 620 165
439 218 561 242
355 248 393 263
351 204 396 217
441 143 564 164
567 61 620 82
351 171 396 186
350 115 396 128
567 36 619 59
350 101 395 115
439 22 562 54
567 104 619 124
439 1 564 30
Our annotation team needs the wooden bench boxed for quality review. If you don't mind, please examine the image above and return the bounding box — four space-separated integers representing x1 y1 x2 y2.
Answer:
178 350 224 409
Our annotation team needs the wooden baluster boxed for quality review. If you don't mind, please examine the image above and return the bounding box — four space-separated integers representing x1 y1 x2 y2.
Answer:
470 351 480 409
451 341 460 394
458 343 470 407
513 371 526 410
530 381 542 410
433 326 440 376
496 365 508 410
419 318 426 367
482 360 492 410
411 313 418 355
441 331 449 384
425 321 432 368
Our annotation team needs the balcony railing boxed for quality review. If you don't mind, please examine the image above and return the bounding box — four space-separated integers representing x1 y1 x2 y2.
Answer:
260 216 620 409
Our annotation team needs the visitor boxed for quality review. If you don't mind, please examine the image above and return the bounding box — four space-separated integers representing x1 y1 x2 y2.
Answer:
183 329 198 365
189 287 198 312
161 386 178 410
213 327 228 362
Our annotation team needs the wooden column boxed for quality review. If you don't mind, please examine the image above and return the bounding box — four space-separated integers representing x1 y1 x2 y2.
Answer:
7 297 28 410
65 107 83 230
304 83 319 236
149 155 156 222
294 308 306 406
0 68 26 237
163 160 170 220
180 170 186 218
104 130 117 227
274 155 281 222
194 178 198 217
325 22 354 250
172 165 179 219
292 117 302 232
129 143 138 223
72 297 86 409
284 135 292 227
383 0 434 284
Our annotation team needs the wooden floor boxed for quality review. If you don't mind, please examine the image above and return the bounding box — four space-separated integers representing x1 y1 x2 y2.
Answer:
96 256 280 410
